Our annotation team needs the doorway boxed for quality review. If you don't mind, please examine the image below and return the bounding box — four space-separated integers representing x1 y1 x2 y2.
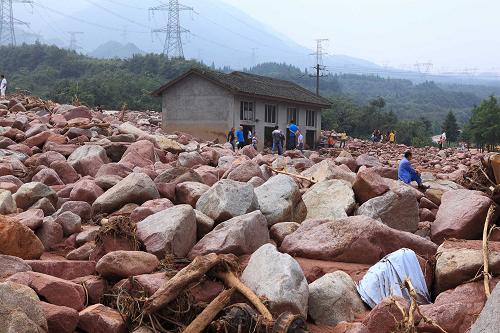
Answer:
241 125 254 145
306 130 316 149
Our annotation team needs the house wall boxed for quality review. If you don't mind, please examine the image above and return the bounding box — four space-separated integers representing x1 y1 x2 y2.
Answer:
161 75 233 142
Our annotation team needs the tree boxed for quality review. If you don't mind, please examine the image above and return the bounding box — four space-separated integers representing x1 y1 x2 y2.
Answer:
468 96 500 151
442 111 460 142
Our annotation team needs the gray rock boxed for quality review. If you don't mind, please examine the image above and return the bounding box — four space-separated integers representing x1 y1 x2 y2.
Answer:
241 244 309 317
188 211 270 259
35 220 63 251
0 189 16 214
67 144 109 177
301 159 356 184
469 282 500 333
13 182 57 210
270 222 300 247
29 197 56 215
137 205 196 258
75 226 100 245
194 209 214 240
93 172 160 215
254 175 304 226
196 180 259 223
302 180 356 220
54 211 82 237
356 188 419 232
0 255 32 278
308 271 366 326
0 281 48 333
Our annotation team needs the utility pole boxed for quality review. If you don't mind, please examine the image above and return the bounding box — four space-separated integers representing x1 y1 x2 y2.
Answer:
149 0 193 59
68 31 84 51
0 0 33 46
310 38 329 96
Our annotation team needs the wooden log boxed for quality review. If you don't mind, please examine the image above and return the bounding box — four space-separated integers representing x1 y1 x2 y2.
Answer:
215 271 273 321
268 166 317 184
483 205 496 297
182 288 235 333
144 253 230 314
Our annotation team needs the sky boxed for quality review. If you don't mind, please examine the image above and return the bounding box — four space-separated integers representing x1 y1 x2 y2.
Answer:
15 0 500 72
219 0 500 72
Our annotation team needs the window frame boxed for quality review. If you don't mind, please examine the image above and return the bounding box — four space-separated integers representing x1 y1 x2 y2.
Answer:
287 107 298 124
265 104 277 124
306 110 316 127
240 101 255 121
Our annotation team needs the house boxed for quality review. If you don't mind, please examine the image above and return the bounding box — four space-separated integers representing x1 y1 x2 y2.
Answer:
152 68 331 150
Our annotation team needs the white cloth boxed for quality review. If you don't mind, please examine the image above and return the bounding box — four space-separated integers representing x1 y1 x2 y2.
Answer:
0 78 6 97
357 248 431 309
298 134 304 144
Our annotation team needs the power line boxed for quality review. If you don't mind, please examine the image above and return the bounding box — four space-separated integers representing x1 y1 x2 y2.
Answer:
0 0 33 46
83 0 149 29
149 0 193 58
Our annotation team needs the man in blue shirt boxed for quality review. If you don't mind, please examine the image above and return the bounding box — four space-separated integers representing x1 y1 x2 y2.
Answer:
288 120 298 150
235 126 245 149
398 151 429 190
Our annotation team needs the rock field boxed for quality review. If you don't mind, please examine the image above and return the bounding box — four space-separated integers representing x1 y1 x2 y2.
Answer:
0 96 499 333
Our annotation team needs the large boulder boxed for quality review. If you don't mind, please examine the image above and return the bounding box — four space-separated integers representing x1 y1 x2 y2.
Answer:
352 168 389 204
308 271 366 326
188 210 270 258
177 151 206 168
0 188 16 214
226 160 263 182
35 220 64 251
78 304 126 333
469 282 500 333
356 188 419 232
69 179 104 204
130 198 174 223
356 154 382 168
0 281 48 333
270 222 300 247
12 181 57 210
434 240 500 294
93 173 160 215
280 216 437 264
68 145 109 177
254 174 304 225
175 181 210 207
40 302 79 333
196 180 259 223
96 251 159 279
301 159 354 183
120 140 156 168
136 205 196 258
431 189 492 244
303 180 356 220
241 244 309 317
0 254 32 278
0 216 44 259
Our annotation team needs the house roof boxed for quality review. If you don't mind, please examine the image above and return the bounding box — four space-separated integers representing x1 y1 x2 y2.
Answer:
152 68 332 108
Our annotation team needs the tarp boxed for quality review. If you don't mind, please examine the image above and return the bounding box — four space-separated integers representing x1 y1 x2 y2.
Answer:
356 248 431 309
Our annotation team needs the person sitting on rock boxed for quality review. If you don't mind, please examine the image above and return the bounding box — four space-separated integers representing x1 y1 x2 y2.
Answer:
398 151 429 190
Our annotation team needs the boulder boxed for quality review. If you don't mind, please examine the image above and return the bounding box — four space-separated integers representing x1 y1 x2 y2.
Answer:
93 172 160 215
0 216 44 259
175 181 210 207
0 254 32 278
130 198 174 223
362 296 409 333
227 160 263 182
0 188 16 214
69 179 104 204
136 205 197 258
61 106 92 120
308 271 366 326
431 189 492 244
49 160 80 184
41 302 79 333
356 154 382 168
280 216 438 264
32 168 64 186
35 220 64 251
30 197 56 215
25 260 96 280
303 180 356 220
469 282 500 333
241 244 309 317
352 168 389 203
194 209 215 239
188 210 270 258
270 222 300 247
66 242 95 261
96 251 159 279
56 201 92 222
177 151 206 168
78 304 126 333
196 179 259 223
68 145 109 177
72 276 106 305
54 211 82 237
13 181 57 210
0 281 48 333
120 140 156 168
356 188 419 232
296 258 370 284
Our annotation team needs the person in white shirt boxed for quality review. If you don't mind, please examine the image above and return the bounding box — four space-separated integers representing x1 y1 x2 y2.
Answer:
0 75 6 98
439 131 447 150
297 130 304 152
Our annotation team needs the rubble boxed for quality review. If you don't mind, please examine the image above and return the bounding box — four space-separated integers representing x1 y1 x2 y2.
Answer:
0 94 499 332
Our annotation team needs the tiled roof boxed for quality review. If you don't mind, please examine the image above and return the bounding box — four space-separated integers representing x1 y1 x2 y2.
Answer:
152 68 331 107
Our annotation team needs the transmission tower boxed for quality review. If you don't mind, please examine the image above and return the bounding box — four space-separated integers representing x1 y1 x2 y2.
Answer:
310 39 329 96
149 0 193 58
68 31 84 51
0 0 33 46
414 61 433 74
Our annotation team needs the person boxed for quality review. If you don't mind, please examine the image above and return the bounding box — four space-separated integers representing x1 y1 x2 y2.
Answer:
297 130 304 152
439 131 447 150
272 125 283 155
227 127 236 151
339 132 348 148
95 104 103 113
247 130 253 145
389 130 396 144
288 119 298 150
398 151 429 190
235 126 245 149
252 135 258 150
0 75 7 99
327 134 335 148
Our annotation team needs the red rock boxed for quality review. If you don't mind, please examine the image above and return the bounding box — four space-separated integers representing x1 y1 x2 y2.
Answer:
295 257 370 283
50 160 79 184
175 181 210 206
7 143 32 156
69 179 104 204
24 130 51 147
419 208 436 222
25 260 96 280
41 301 79 333
32 167 64 186
194 165 223 186
8 271 86 310
57 200 92 222
177 151 206 168
0 254 32 278
0 216 44 259
11 208 44 230
66 241 95 260
78 304 126 333
61 106 92 120
227 160 263 183
362 296 409 333
189 279 225 304
89 234 137 262
96 250 159 279
352 168 389 203
129 198 174 223
120 140 156 168
431 189 492 244
68 145 110 177
72 275 107 304
95 162 132 178
36 220 64 251
113 272 165 297
43 142 78 156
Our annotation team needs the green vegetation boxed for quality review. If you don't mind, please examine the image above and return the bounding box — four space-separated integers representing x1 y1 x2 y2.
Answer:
464 96 500 151
442 111 460 142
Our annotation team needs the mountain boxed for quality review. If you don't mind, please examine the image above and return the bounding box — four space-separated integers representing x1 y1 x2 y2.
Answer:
89 41 145 59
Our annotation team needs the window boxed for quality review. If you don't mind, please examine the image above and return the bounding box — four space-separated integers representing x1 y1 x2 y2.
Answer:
287 107 298 123
265 104 277 123
240 101 255 121
306 110 316 127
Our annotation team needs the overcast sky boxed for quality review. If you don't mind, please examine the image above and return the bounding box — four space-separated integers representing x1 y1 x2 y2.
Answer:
220 0 500 72
21 0 500 72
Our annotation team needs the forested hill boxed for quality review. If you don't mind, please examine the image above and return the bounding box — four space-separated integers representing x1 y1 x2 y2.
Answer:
1 44 499 127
